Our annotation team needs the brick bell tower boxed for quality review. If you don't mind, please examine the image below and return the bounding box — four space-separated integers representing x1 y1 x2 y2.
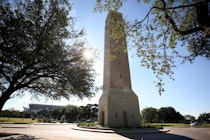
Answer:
98 10 141 128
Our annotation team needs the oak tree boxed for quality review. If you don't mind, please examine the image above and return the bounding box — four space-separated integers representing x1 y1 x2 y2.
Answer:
141 107 158 123
0 0 96 111
158 107 184 123
94 0 210 94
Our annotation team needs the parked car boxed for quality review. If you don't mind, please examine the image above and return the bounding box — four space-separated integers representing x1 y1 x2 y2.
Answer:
190 121 200 126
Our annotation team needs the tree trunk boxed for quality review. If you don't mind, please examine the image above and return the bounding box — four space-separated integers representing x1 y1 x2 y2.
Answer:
0 93 11 112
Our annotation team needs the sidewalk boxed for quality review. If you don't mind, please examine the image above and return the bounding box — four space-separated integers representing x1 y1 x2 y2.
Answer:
72 125 170 134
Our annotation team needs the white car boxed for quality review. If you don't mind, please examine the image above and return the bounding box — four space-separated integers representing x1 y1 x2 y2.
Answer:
190 121 199 126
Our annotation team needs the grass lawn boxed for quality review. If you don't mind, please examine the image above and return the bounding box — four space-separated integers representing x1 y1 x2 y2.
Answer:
0 117 37 124
151 123 190 127
78 122 106 129
193 123 210 128
78 122 164 129
149 123 210 128
202 124 210 127
78 122 192 129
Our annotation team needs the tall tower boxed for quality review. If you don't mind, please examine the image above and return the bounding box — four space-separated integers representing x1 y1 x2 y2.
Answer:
98 10 141 128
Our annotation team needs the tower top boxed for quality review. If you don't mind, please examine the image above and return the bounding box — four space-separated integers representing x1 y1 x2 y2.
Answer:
103 10 131 90
106 10 123 23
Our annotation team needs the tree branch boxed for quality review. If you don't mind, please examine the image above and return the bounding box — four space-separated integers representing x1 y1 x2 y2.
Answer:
161 0 204 35
15 72 59 91
128 0 204 35
153 1 205 10
27 86 48 94
0 65 11 82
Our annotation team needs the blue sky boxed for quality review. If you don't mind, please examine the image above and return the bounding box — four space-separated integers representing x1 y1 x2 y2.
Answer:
3 0 210 119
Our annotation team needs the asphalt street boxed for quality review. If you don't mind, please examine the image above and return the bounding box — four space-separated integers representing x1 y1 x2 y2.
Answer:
0 123 210 140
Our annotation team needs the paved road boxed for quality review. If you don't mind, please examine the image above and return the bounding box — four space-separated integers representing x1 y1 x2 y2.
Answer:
0 124 210 140
165 127 210 140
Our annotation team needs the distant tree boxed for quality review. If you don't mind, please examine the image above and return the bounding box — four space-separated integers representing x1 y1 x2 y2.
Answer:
79 104 98 120
141 107 158 123
0 110 9 117
184 115 196 122
94 0 210 94
0 109 16 117
57 107 66 122
35 104 98 122
37 109 51 121
0 0 96 111
0 109 28 118
0 109 30 118
89 104 98 119
65 105 80 122
158 107 184 123
198 113 210 123
31 112 38 120
20 111 31 118
51 108 62 120
79 105 90 120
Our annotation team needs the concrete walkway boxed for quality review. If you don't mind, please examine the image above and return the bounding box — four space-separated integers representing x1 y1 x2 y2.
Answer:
1 124 210 140
72 125 170 134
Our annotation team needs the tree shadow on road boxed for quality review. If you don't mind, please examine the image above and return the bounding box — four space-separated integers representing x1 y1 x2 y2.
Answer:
116 132 193 140
0 133 46 140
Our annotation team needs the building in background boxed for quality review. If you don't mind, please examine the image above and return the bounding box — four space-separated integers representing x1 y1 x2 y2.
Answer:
29 104 63 113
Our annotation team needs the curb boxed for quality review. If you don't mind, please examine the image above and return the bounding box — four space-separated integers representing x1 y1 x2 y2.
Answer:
33 123 72 125
72 126 170 134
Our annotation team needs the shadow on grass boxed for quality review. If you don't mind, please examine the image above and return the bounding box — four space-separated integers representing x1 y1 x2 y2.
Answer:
116 131 193 140
0 133 45 140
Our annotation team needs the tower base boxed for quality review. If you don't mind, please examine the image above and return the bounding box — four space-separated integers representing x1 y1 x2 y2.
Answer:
98 88 141 128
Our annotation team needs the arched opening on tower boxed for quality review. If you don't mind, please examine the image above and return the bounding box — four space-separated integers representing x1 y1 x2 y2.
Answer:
123 111 128 128
100 111 105 126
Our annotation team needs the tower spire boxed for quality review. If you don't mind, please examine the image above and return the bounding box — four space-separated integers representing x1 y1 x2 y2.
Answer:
98 10 141 128
104 10 131 90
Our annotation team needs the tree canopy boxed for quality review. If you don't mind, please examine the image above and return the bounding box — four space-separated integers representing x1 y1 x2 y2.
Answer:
94 0 210 94
158 107 184 123
141 107 158 123
141 106 184 123
184 115 196 122
198 112 210 123
0 0 96 111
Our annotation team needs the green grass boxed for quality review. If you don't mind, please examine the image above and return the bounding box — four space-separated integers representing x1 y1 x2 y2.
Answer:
141 123 163 129
78 122 210 129
201 124 210 127
191 123 210 128
148 123 210 128
79 122 163 129
151 123 190 127
78 122 105 129
0 117 37 124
